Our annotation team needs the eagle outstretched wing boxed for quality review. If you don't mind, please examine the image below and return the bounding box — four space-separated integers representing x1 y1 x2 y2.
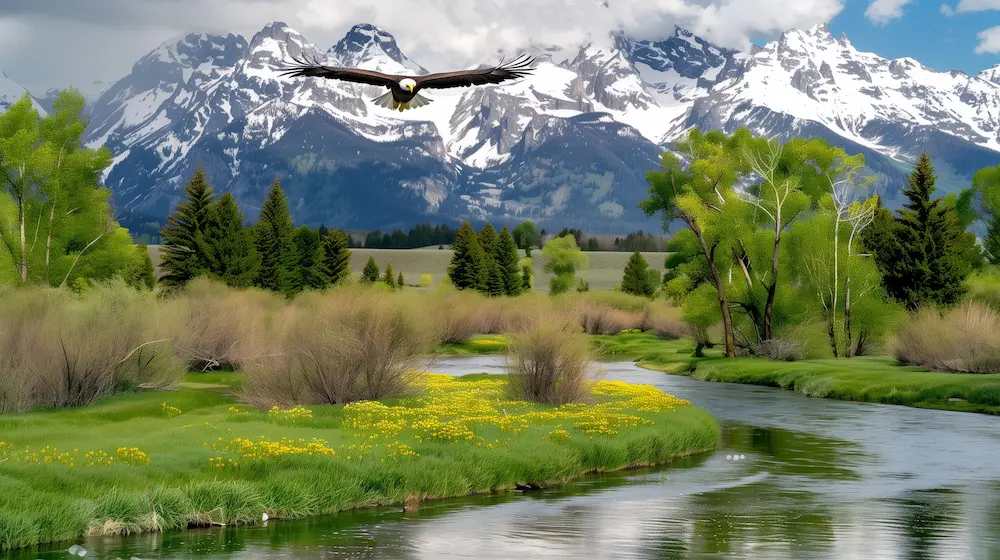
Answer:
414 53 536 90
276 54 400 87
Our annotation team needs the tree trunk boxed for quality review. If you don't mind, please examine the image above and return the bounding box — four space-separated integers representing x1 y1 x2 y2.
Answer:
826 309 839 358
763 230 781 341
844 281 855 358
18 198 26 283
689 217 735 358
45 202 55 283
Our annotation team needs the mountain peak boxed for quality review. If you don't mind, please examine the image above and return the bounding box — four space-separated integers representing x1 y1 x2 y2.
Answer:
328 22 425 74
138 32 247 72
980 63 1000 85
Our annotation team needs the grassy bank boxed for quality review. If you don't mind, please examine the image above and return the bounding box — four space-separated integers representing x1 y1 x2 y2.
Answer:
0 370 717 551
596 333 1000 415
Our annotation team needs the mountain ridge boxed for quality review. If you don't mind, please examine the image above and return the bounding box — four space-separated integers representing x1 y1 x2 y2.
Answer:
4 21 1000 234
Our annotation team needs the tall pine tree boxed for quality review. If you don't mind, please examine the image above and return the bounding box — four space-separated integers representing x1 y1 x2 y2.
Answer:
253 179 299 296
292 226 331 292
321 229 352 285
620 251 655 296
873 153 970 308
382 263 396 288
497 226 523 296
159 166 215 287
203 192 260 288
448 221 487 291
478 222 499 259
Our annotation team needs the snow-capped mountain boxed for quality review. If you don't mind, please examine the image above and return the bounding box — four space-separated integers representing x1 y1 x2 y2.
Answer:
0 70 46 115
38 21 1000 232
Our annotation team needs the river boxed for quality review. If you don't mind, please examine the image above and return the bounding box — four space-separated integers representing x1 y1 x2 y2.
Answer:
8 357 1000 560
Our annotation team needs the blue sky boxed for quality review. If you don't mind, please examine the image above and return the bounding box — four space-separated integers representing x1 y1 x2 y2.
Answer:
753 0 1000 74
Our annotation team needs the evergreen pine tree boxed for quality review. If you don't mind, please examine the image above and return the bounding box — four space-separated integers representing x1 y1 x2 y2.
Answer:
321 229 352 285
521 259 533 292
497 227 523 296
203 192 260 288
253 179 298 296
984 215 1000 265
292 226 332 292
448 221 488 291
879 153 970 308
383 263 395 287
478 222 499 259
486 259 505 296
397 271 405 289
159 166 215 287
621 251 655 297
362 256 380 283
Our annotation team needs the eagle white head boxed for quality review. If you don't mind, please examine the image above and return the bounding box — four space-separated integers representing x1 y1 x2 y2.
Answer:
399 78 416 92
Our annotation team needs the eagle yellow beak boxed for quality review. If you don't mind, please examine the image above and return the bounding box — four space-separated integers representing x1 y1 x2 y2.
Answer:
407 84 414 92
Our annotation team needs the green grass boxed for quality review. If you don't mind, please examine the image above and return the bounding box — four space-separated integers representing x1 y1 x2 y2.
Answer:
594 332 1000 415
429 334 509 356
0 369 717 551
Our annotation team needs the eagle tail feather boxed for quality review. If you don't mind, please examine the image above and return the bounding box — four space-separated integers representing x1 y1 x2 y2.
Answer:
372 91 395 108
407 92 433 109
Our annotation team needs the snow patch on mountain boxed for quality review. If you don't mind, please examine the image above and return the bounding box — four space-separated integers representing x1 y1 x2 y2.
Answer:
0 70 46 115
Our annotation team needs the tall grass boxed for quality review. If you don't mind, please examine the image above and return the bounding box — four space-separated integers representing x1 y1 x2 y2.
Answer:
240 287 435 406
506 311 601 404
0 279 184 413
893 301 1000 373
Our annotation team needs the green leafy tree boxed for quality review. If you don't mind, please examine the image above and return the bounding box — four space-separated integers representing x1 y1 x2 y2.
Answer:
577 278 590 292
292 226 331 292
361 256 380 283
159 166 215 288
116 245 156 290
512 221 539 256
542 234 587 295
320 229 352 285
640 129 747 357
621 251 655 297
447 221 487 291
497 226 523 296
202 192 260 288
867 154 970 309
959 165 1000 265
253 179 298 296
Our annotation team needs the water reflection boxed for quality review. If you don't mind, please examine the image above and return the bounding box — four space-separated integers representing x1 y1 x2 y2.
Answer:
5 359 1000 559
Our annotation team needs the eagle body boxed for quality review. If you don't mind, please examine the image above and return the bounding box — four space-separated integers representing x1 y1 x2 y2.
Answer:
278 54 535 112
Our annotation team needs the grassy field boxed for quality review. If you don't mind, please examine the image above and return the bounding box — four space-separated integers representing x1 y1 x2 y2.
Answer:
593 333 1000 415
146 246 669 292
0 368 717 551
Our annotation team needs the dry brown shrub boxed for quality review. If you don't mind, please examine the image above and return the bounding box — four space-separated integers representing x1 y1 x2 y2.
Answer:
0 279 184 412
505 310 600 405
893 301 1000 373
165 278 280 371
424 288 494 344
241 287 435 406
643 301 691 340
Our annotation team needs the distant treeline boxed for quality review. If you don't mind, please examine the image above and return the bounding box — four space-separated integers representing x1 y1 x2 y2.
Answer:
363 224 458 248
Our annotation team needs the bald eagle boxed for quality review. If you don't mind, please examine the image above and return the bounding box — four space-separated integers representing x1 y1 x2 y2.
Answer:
277 53 536 112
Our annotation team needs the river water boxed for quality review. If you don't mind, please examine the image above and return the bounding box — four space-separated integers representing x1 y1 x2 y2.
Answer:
9 357 1000 560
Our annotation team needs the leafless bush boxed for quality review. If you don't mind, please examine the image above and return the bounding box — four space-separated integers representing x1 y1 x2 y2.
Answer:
577 303 646 335
425 288 494 344
241 288 435 406
643 301 691 340
165 278 280 371
505 311 600 405
894 301 1000 373
753 338 806 362
0 279 184 412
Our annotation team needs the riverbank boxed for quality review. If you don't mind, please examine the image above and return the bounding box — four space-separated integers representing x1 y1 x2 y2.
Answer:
595 333 1000 415
0 370 718 552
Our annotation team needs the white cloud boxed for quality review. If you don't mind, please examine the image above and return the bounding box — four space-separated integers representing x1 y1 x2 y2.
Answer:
940 3 955 15
952 0 1000 12
864 0 913 24
0 0 846 92
974 25 1000 53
